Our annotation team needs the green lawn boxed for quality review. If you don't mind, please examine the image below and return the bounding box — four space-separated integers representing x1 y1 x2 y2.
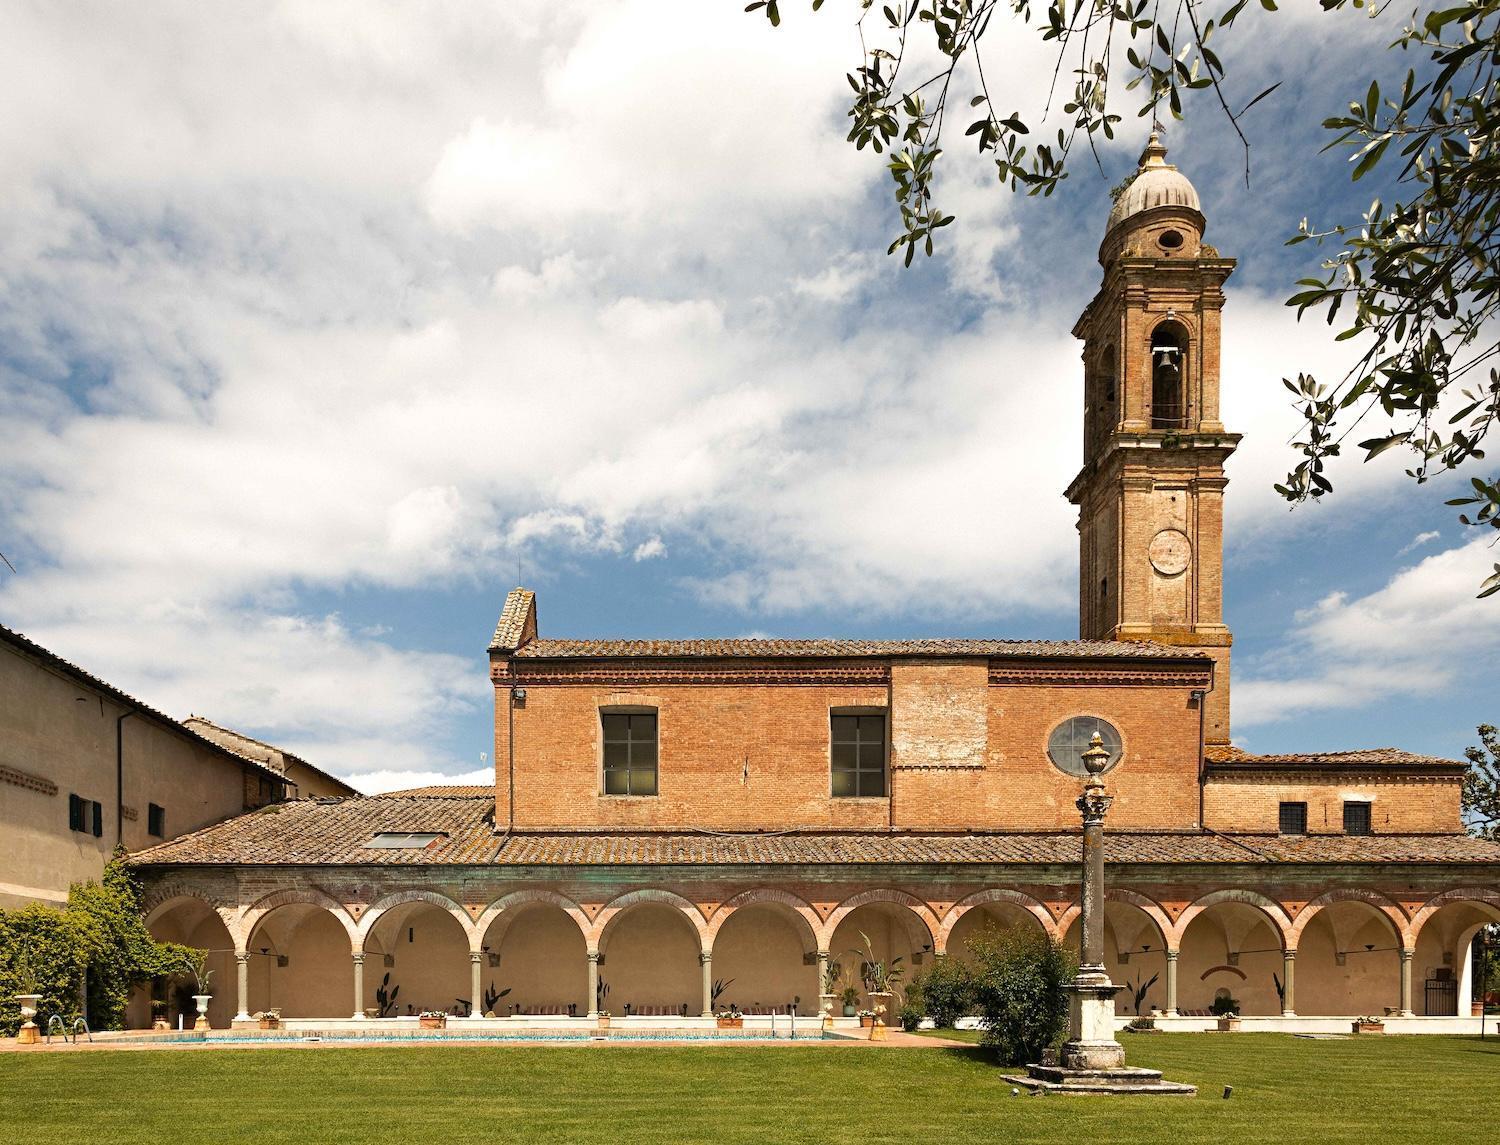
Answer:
2 1034 1496 1144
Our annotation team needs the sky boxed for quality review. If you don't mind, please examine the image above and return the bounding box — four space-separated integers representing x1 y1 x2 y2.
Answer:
2 2 1495 793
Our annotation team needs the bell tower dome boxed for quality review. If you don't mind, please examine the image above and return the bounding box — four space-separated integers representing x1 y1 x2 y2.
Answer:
1065 134 1240 745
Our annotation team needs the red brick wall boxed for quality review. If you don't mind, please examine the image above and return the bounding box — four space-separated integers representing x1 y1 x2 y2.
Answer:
1203 774 1462 834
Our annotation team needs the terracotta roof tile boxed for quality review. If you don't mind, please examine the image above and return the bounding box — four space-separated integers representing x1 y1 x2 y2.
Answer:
126 793 1500 868
381 784 493 797
1207 745 1463 770
511 637 1203 660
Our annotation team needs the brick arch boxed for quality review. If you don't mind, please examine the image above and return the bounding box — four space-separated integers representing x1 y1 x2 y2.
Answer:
141 879 233 920
1054 889 1172 951
472 889 591 955
937 890 1057 952
705 889 820 952
819 889 939 953
1408 888 1500 947
235 888 359 951
354 890 473 952
1169 889 1292 951
1289 889 1410 953
591 889 709 953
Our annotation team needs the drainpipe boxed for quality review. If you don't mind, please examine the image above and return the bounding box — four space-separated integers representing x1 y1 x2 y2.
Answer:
1192 682 1208 830
507 676 520 836
116 710 136 848
886 668 895 832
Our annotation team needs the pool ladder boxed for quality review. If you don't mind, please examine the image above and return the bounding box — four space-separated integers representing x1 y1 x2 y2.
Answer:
44 1016 92 1045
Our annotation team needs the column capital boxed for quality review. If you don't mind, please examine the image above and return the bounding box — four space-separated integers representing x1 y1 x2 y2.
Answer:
470 951 484 964
235 951 251 966
351 951 365 965
1164 948 1179 961
699 950 713 965
1399 947 1414 962
587 949 601 964
1283 948 1297 961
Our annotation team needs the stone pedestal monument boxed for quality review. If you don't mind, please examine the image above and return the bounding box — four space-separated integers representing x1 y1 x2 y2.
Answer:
1005 734 1196 1095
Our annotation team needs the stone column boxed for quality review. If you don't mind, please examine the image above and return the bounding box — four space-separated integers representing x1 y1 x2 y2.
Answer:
1281 950 1297 1017
470 952 484 1016
1164 950 1179 1016
587 950 600 1018
1060 734 1125 1071
351 951 365 1020
1399 949 1415 1017
234 951 251 1023
700 951 714 1017
816 949 829 992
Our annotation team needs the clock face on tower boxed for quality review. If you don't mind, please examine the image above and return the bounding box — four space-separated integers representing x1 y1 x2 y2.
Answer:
1148 528 1192 576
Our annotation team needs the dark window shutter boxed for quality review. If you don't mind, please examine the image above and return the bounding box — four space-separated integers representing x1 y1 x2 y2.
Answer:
69 793 84 832
91 800 104 837
148 803 165 838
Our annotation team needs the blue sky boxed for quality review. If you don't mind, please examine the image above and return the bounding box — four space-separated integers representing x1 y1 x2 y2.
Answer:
1 2 1495 791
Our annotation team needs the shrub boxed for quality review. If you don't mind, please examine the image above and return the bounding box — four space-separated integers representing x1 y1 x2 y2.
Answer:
1209 993 1241 1017
967 924 1075 1065
0 854 199 1035
917 955 976 1029
898 1001 923 1031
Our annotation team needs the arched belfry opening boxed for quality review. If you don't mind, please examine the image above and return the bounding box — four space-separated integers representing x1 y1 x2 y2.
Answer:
1150 322 1187 429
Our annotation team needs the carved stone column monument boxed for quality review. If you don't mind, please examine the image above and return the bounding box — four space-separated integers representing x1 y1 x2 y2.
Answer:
1005 734 1196 1095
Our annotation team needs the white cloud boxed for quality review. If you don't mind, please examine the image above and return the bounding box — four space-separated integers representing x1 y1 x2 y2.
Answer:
1236 537 1500 728
1397 530 1442 556
345 767 495 796
632 536 666 562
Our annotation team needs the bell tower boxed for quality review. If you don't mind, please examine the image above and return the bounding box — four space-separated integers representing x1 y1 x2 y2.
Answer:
1065 134 1240 745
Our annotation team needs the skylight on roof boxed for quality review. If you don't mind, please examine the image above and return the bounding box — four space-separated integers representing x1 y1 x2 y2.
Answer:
364 832 446 849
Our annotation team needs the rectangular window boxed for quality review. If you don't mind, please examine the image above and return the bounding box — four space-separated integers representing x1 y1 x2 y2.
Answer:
602 712 658 796
1343 801 1373 836
91 800 103 838
831 713 886 798
1278 801 1307 835
148 803 165 838
69 793 86 832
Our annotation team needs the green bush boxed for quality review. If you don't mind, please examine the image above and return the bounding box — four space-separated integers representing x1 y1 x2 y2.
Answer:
0 854 198 1035
898 1001 923 1031
968 925 1075 1065
916 955 976 1029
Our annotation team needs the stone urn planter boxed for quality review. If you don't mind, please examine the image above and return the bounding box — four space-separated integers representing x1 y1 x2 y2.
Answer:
819 993 837 1030
868 991 892 1041
258 1010 282 1030
1353 1019 1386 1035
1215 1015 1242 1033
192 994 212 1031
14 994 42 1045
419 1013 448 1030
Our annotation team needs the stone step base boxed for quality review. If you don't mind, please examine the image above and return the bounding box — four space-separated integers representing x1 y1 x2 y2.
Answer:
1002 1067 1197 1096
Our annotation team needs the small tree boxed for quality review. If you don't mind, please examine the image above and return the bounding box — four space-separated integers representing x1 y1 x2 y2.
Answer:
968 925 1075 1066
1463 724 1500 840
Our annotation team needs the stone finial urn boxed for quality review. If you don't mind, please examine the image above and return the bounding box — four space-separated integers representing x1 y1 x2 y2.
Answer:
15 994 42 1045
819 993 837 1030
193 994 212 1031
868 991 892 1041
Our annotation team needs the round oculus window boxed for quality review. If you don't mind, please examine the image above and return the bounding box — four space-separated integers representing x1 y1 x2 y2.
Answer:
1047 716 1124 777
1158 229 1184 250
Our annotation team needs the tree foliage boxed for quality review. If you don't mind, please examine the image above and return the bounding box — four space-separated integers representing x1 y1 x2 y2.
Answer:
913 951 979 1027
749 1 1499 593
1463 722 1500 838
967 924 1075 1064
0 855 199 1036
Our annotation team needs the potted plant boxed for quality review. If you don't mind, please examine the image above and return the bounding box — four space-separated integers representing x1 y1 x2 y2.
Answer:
596 1009 611 1029
419 1010 448 1030
375 973 400 1018
181 948 214 1031
1353 1015 1386 1034
715 1005 744 1029
1209 993 1241 1032
840 985 860 1017
257 1008 282 1030
857 1009 877 1028
819 960 842 1028
13 942 43 1044
848 931 904 1040
150 999 170 1032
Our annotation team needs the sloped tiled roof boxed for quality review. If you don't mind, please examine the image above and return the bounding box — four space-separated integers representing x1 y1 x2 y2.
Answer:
381 784 493 798
126 792 1500 868
511 637 1204 660
0 623 287 787
489 588 537 652
1207 745 1463 771
183 715 360 796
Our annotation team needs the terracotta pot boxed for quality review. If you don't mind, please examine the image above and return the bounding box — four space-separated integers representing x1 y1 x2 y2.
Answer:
1473 1002 1485 1018
859 1015 875 1028
419 1015 447 1030
1353 1021 1385 1034
258 1017 280 1030
1216 1017 1241 1032
716 1017 743 1029
596 1016 611 1029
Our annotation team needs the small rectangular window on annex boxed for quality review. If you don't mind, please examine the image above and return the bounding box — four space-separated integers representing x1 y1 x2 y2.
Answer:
1343 801 1373 836
148 803 166 839
1278 801 1307 835
831 712 886 798
602 711 658 796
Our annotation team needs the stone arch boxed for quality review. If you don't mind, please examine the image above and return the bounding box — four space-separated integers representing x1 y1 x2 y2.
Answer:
1409 888 1500 947
143 891 236 936
706 889 820 952
1054 889 1171 951
235 888 358 951
938 889 1057 952
1290 889 1410 952
473 889 591 955
819 889 939 952
591 889 709 953
141 880 232 920
354 890 473 952
1169 888 1292 950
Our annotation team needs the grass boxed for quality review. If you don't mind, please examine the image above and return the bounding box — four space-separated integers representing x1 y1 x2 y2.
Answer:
3 1034 1497 1144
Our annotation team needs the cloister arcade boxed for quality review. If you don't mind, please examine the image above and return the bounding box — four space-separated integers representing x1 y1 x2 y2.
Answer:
131 883 1500 1027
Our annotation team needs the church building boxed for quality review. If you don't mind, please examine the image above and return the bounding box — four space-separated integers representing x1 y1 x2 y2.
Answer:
131 138 1500 1031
